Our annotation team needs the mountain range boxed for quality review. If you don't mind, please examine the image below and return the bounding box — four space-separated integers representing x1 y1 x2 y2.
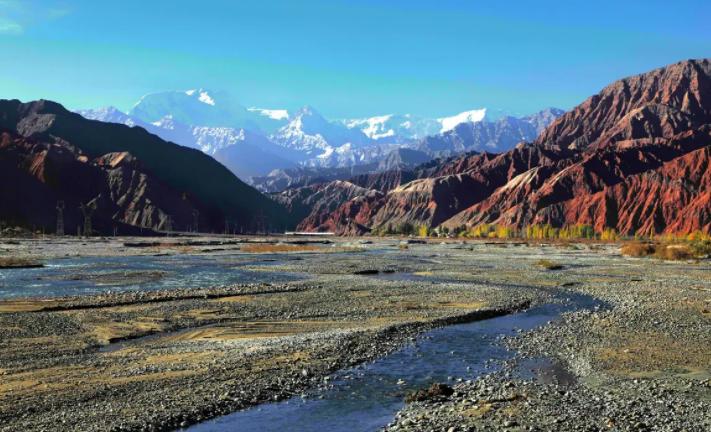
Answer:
291 59 711 236
5 59 708 237
78 92 562 188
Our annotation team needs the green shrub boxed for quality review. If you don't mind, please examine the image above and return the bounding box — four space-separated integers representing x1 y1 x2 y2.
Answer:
689 239 711 257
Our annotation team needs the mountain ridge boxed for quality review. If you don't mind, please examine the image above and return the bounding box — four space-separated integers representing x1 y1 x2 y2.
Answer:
0 98 293 234
295 59 711 236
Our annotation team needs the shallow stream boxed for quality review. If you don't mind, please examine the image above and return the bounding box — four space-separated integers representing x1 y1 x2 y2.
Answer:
186 292 602 432
0 253 304 299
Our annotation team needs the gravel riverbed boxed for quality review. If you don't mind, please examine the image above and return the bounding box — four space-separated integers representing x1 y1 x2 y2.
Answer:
0 237 708 431
385 244 711 432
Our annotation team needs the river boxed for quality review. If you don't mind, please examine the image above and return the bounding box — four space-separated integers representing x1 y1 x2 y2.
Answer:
186 292 602 432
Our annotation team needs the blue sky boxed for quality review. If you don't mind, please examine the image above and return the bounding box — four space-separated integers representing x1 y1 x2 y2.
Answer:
0 0 709 118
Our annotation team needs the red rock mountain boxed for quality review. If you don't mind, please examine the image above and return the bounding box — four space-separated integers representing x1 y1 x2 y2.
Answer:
296 59 711 236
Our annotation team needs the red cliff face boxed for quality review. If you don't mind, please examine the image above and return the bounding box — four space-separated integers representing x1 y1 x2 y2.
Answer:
535 59 711 150
277 180 380 234
298 144 577 233
297 59 711 236
300 189 385 235
545 145 711 235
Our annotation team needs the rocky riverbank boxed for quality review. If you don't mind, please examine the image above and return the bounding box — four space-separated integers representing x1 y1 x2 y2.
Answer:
1 237 708 431
1 237 538 431
386 247 711 431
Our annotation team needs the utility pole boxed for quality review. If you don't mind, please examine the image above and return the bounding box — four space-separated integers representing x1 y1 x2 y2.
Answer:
192 209 200 233
56 201 65 236
224 218 229 235
164 215 173 236
79 202 96 237
254 210 267 235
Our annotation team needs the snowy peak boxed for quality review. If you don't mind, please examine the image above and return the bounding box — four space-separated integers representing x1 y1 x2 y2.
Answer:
151 115 178 129
344 115 397 140
270 105 371 157
343 109 488 141
76 106 136 125
128 89 289 133
183 88 217 106
79 91 563 176
247 107 290 121
437 109 487 133
416 107 564 155
291 105 331 134
130 88 228 125
522 107 566 134
295 105 320 116
344 113 438 142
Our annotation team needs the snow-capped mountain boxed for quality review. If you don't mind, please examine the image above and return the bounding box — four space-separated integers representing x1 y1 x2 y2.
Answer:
270 106 370 158
416 108 564 156
341 109 488 143
130 89 288 133
149 115 282 156
78 90 562 184
247 107 289 121
303 142 403 169
521 107 565 134
77 106 148 128
437 109 487 133
77 108 299 179
343 114 437 142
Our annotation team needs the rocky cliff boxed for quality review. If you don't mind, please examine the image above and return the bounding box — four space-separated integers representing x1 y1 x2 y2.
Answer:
296 59 711 236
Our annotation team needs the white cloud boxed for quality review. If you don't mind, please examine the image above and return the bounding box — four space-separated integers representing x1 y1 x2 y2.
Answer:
0 1 70 35
0 17 21 34
0 0 23 34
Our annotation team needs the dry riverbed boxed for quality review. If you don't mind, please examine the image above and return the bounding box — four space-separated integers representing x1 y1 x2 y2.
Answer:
0 237 709 431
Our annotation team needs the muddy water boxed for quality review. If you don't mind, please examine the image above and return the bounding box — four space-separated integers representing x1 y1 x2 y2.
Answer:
0 253 305 299
186 293 602 432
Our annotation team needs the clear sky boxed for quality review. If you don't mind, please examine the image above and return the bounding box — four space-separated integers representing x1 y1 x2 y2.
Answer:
0 0 709 118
